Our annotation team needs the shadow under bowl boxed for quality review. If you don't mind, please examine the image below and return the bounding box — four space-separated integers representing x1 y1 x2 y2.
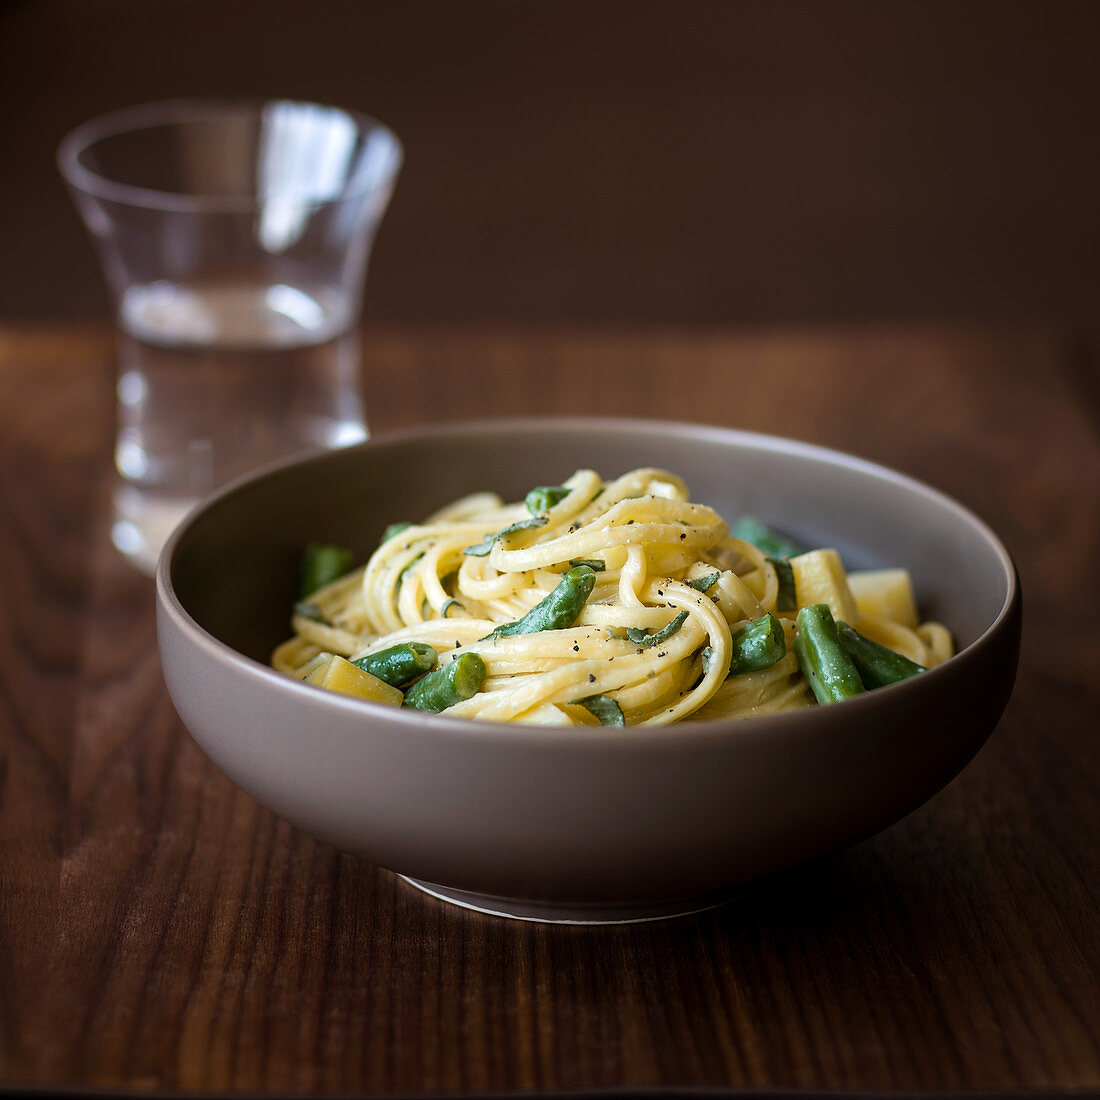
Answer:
156 418 1021 923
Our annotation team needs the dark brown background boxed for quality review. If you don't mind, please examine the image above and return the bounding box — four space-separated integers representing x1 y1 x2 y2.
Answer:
3 0 1099 331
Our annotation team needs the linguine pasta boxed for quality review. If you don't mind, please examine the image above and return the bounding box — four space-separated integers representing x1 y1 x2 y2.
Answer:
272 468 953 726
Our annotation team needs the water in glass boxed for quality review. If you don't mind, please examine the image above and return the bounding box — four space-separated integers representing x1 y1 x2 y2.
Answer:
111 279 367 572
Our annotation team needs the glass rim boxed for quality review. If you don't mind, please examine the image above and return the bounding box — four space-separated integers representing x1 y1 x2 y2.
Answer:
56 97 403 212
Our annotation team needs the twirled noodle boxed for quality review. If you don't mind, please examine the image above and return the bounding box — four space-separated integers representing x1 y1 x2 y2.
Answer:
272 468 954 726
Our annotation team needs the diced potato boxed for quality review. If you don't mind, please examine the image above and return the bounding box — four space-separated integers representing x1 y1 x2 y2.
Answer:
303 653 403 706
847 568 919 629
790 548 859 624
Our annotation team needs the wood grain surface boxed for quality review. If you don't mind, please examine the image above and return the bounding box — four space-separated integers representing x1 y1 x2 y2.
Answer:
0 325 1097 1096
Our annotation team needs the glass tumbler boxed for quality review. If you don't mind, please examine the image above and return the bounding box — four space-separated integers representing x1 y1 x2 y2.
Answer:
58 99 402 574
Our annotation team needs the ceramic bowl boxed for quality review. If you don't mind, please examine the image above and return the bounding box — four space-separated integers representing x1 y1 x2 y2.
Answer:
156 418 1021 923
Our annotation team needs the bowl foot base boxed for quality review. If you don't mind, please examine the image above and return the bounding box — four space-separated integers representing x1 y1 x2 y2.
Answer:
398 875 728 924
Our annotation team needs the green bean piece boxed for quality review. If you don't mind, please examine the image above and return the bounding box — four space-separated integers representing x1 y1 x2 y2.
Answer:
380 521 412 544
700 645 718 679
689 570 721 592
292 600 328 624
767 556 797 611
626 609 690 648
462 536 495 558
299 542 354 598
573 694 625 726
794 604 867 704
485 565 597 639
352 642 438 687
837 621 926 688
569 558 606 572
729 613 787 675
525 485 571 515
397 552 424 587
463 516 548 557
403 652 487 712
731 516 803 559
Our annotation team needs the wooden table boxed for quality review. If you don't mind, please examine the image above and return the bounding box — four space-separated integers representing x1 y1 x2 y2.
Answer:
1 324 1097 1096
